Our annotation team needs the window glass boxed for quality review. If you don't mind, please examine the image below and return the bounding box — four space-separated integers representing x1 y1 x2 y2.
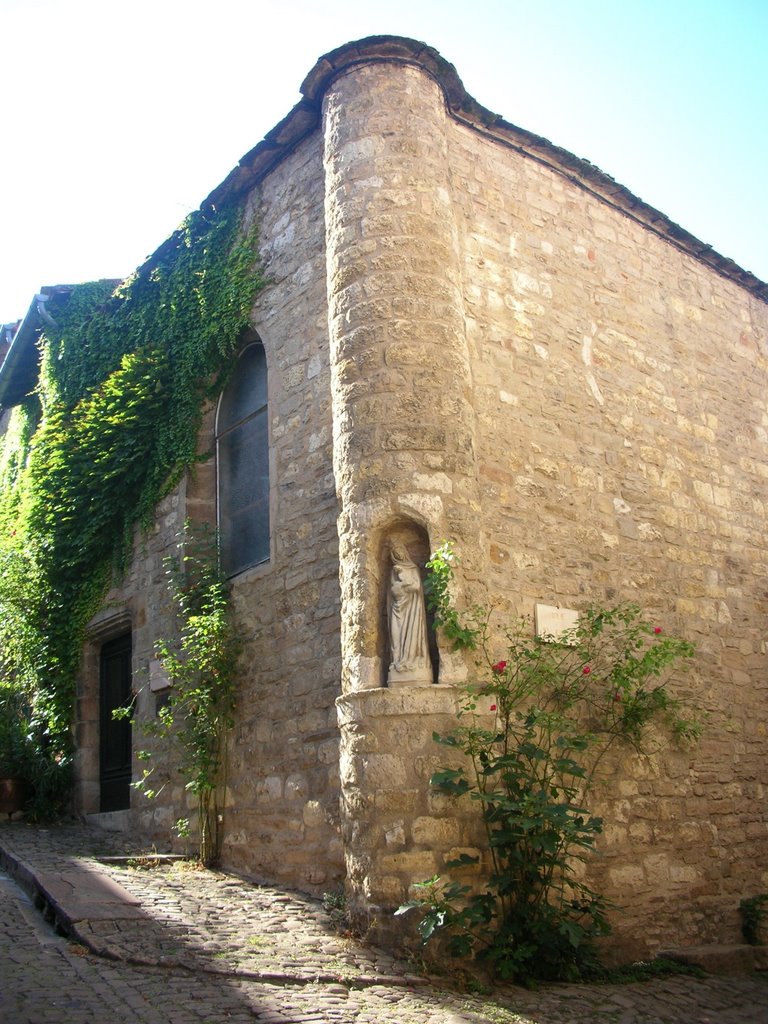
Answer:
216 343 269 576
217 345 268 432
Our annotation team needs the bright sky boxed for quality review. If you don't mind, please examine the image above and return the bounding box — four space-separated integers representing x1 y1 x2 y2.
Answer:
1 0 766 325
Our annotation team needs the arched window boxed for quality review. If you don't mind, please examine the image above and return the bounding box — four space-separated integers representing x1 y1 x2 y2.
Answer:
216 342 269 577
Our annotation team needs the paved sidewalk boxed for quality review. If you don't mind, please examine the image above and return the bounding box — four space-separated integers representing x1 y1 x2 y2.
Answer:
1 821 767 1023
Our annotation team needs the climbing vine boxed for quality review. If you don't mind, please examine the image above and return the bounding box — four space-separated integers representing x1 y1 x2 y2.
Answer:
0 202 264 808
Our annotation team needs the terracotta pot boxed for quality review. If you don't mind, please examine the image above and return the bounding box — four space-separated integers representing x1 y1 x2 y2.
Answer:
0 777 27 818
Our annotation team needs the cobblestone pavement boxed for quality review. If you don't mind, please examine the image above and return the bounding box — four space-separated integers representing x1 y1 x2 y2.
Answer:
1 822 767 1023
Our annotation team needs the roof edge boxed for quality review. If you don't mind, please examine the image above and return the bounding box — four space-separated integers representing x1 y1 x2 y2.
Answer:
0 292 55 410
202 34 766 305
0 282 120 411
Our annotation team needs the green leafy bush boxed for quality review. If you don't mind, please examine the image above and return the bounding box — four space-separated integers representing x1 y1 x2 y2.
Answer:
0 678 72 819
0 681 34 779
740 894 768 945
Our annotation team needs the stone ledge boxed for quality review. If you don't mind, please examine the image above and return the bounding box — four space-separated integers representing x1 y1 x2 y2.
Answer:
336 683 459 723
659 943 767 975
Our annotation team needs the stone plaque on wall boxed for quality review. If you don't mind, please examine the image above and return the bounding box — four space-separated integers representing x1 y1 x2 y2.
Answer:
534 604 579 643
149 658 171 692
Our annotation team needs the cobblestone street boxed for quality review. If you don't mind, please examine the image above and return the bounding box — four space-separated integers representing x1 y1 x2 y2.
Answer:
1 823 767 1023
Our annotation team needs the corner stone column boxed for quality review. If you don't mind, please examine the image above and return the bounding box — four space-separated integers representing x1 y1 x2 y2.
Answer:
323 59 485 936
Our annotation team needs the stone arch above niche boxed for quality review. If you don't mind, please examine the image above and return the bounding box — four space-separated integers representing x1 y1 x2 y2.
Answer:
375 520 439 687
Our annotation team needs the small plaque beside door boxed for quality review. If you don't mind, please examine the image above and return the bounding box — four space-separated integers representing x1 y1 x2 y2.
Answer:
149 659 171 692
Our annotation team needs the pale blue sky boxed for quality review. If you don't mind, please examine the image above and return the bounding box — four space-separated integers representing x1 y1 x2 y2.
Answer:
1 0 766 324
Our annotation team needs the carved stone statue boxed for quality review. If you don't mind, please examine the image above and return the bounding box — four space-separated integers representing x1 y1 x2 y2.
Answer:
387 542 431 685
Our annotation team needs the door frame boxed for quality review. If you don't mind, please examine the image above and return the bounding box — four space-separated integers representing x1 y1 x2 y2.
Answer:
74 611 133 816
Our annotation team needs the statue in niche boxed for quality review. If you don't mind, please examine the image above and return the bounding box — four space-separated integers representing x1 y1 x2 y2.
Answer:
387 542 431 685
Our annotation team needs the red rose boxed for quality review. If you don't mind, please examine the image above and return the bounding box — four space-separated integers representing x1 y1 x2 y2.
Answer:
654 627 662 635
582 665 591 675
492 661 507 674
489 704 497 712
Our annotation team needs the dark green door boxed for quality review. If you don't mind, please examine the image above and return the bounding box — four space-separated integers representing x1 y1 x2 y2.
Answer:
99 633 132 812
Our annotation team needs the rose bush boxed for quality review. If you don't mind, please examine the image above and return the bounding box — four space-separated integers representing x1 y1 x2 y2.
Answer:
399 544 702 984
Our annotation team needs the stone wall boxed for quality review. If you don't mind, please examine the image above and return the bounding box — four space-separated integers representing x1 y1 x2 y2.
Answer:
447 108 768 956
218 133 343 889
77 130 345 894
322 51 768 958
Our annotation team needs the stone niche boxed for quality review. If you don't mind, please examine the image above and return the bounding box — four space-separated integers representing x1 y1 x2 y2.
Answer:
376 521 439 687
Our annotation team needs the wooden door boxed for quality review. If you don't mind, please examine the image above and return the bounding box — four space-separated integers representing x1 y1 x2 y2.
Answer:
99 633 133 812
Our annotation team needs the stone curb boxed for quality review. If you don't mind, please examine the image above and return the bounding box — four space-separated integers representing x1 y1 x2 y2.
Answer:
65 930 431 990
0 843 144 928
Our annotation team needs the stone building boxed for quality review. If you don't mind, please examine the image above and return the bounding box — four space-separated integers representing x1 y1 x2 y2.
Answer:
3 36 767 961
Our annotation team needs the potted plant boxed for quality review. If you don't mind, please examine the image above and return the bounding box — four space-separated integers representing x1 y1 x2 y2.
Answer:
0 683 33 819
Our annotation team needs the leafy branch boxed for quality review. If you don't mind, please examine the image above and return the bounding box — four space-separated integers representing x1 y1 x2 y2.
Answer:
129 525 239 866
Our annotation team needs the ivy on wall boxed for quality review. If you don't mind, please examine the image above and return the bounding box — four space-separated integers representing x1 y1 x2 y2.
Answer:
0 203 264 794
